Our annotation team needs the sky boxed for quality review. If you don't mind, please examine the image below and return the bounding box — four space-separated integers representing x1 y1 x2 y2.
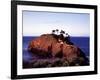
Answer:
23 11 90 37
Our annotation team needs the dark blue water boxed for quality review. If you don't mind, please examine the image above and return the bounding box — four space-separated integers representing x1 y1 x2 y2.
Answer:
70 37 90 56
23 36 89 62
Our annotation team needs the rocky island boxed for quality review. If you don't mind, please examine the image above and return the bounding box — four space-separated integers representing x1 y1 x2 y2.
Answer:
23 30 89 68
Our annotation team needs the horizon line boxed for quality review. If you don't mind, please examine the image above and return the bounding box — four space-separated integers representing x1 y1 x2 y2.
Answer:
23 35 90 37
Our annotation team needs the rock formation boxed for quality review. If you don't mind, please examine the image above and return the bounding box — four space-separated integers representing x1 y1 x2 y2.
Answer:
28 34 89 66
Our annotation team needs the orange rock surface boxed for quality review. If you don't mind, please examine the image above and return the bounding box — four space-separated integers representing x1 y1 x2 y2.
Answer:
28 34 88 64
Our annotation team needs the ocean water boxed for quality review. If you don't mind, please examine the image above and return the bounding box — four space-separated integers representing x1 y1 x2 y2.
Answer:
70 37 89 56
23 36 89 62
